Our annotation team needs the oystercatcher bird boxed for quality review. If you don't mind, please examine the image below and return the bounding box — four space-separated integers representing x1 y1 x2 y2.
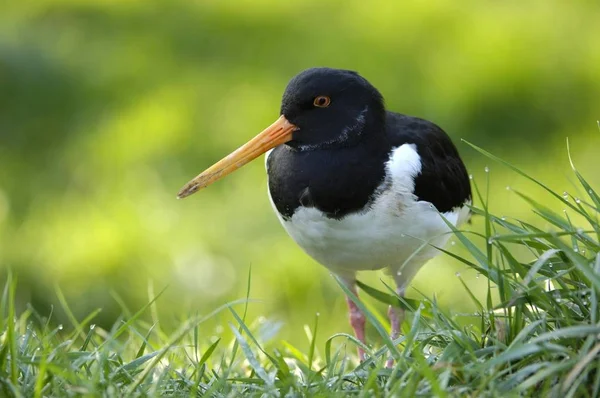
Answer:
178 68 471 363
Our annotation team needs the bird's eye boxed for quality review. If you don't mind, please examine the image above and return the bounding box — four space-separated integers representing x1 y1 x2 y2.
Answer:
313 95 331 108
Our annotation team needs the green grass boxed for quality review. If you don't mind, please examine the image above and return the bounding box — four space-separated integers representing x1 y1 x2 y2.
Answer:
2 143 600 397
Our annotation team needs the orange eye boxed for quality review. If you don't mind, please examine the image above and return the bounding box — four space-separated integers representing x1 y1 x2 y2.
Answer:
313 95 331 108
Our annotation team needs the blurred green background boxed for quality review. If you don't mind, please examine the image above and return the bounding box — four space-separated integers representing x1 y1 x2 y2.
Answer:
1 0 599 346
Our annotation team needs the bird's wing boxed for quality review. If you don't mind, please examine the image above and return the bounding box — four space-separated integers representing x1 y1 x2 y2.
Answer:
385 112 472 216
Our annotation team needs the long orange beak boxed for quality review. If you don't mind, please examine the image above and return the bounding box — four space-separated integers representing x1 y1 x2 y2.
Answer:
177 115 298 199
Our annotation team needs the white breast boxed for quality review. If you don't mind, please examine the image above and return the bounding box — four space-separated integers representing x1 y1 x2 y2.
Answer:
266 144 469 288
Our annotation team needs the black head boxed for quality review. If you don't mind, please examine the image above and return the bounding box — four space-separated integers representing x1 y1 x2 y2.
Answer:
177 68 386 199
280 68 385 151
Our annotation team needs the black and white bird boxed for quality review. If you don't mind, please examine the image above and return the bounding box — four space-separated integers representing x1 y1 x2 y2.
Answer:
178 67 471 364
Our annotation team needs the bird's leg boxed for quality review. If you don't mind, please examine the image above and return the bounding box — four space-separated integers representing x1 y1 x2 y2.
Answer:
388 302 405 341
386 287 405 368
342 281 367 361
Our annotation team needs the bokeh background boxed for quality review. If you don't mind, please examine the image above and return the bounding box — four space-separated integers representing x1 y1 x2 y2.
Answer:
1 0 599 346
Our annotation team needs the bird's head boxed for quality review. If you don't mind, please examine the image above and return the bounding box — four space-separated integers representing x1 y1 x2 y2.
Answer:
280 68 385 151
177 67 385 198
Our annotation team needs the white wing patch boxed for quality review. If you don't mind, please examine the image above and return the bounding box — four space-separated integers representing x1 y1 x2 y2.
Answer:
386 144 422 194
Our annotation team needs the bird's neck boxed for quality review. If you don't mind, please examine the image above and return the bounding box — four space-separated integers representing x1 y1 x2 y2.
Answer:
267 139 390 220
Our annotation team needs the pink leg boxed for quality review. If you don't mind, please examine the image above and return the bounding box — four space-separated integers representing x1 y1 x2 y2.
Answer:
388 305 404 341
386 289 405 368
344 284 367 361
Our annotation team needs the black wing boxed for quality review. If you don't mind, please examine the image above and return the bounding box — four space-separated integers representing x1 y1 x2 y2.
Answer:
385 112 472 212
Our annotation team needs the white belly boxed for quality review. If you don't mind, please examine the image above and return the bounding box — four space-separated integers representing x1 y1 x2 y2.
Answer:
277 193 465 282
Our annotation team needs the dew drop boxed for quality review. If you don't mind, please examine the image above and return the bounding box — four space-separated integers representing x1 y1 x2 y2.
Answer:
400 233 405 237
451 241 456 246
469 174 473 180
575 198 581 204
589 189 593 194
215 325 224 334
397 271 402 276
484 166 490 173
577 228 583 234
574 248 579 253
501 216 506 221
562 192 569 200
548 262 553 268
476 273 481 279
487 237 493 244
506 186 511 191
316 312 320 317
57 324 63 330
89 324 96 330
455 272 461 277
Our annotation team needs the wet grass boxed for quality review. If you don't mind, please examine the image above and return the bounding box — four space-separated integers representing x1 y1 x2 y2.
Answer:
1 143 600 397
